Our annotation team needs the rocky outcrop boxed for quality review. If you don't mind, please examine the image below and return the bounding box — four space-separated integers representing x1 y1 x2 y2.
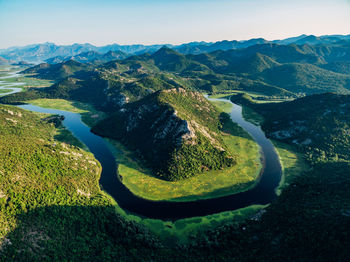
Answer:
92 88 235 180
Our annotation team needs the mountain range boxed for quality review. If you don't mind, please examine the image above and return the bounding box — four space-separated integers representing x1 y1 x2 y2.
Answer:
1 34 349 63
4 40 349 110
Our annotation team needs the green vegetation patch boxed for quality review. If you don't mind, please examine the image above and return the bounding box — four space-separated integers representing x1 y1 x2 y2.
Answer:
0 104 161 261
272 141 310 195
115 202 267 245
106 98 261 201
241 106 265 126
28 98 107 127
233 92 350 164
0 89 12 94
93 89 236 181
209 99 233 113
2 74 53 89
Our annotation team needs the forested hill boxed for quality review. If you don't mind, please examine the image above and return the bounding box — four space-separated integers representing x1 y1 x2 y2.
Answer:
21 60 93 81
0 104 160 260
0 34 349 62
44 50 128 65
231 92 350 164
92 88 235 181
3 40 350 111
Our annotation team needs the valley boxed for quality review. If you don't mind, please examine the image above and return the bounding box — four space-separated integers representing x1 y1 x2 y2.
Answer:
9 85 277 217
0 67 292 232
0 33 349 261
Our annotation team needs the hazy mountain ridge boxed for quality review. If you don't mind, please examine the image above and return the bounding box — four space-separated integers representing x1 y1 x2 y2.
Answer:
45 50 129 64
4 39 350 111
0 56 12 65
1 34 349 63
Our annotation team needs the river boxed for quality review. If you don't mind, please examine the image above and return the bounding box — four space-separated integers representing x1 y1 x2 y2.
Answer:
0 69 24 96
0 70 282 220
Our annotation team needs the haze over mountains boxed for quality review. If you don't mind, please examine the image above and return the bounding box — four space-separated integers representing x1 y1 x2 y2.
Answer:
1 34 350 64
3 33 350 112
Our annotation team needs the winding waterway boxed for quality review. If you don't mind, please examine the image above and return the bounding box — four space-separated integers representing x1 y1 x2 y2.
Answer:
1 70 282 220
0 69 24 96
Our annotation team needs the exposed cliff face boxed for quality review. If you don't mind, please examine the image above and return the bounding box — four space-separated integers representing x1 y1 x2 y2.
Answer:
92 88 235 180
120 101 196 146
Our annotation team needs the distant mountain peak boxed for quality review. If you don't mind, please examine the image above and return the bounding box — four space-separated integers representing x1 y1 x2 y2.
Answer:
2 34 350 63
152 46 182 57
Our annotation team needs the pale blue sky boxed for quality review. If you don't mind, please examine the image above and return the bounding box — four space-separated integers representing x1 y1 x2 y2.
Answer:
0 0 349 48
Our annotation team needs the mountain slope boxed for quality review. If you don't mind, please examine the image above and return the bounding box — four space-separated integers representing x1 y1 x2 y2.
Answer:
262 93 350 163
228 52 281 74
260 63 350 94
321 61 350 75
151 47 190 72
92 88 235 180
21 60 92 80
0 104 160 260
0 56 11 65
150 46 211 73
8 40 350 107
45 50 128 64
231 93 350 163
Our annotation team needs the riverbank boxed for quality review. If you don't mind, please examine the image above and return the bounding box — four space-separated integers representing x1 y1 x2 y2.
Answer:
105 97 262 202
0 67 53 90
10 99 266 244
23 96 262 202
27 98 107 127
14 96 283 219
1 69 292 244
224 96 310 196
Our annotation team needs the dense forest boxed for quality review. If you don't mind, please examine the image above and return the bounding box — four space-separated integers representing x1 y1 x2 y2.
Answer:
0 104 163 260
92 88 235 181
230 92 350 164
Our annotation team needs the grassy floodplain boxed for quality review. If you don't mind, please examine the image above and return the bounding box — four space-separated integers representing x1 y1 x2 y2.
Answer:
273 141 310 195
0 67 53 90
1 74 53 89
210 90 295 102
27 98 107 127
0 86 311 246
115 202 268 244
223 95 310 195
0 89 12 94
108 98 262 202
210 91 290 126
113 138 308 244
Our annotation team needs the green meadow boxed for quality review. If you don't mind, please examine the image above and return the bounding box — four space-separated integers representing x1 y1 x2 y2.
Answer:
27 98 107 127
0 67 53 89
3 93 308 244
0 89 12 94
